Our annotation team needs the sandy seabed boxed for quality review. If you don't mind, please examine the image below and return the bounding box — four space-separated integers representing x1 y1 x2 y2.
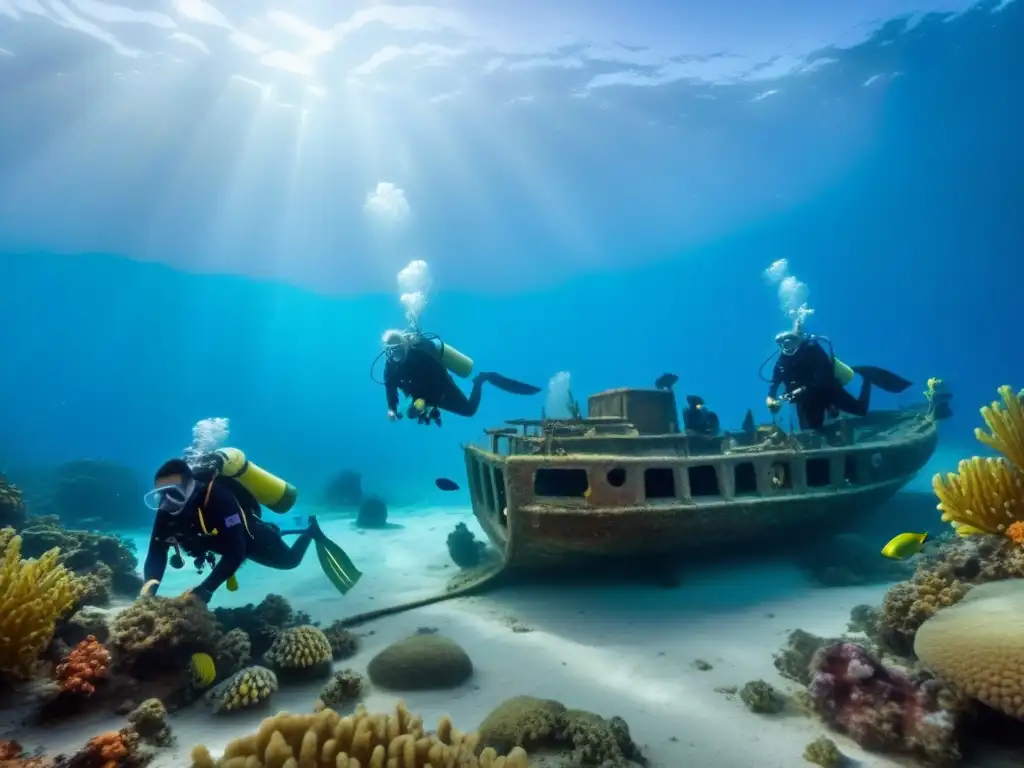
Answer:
6 503 1014 768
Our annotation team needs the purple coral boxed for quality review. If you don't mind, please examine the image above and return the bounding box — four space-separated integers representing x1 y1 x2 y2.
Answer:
808 642 964 765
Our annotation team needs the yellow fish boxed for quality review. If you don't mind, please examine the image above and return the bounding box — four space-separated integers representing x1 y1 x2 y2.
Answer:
880 532 929 560
226 574 239 592
190 652 217 689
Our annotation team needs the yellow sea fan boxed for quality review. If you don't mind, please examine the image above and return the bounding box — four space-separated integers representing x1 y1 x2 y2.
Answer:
975 385 1024 471
0 531 80 678
934 456 1024 536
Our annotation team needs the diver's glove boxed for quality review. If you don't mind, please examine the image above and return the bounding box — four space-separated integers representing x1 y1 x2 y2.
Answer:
387 410 402 421
185 586 213 605
766 396 781 414
140 579 160 598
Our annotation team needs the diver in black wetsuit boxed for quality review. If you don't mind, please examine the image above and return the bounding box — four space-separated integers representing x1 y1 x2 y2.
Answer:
381 329 541 427
764 329 912 431
682 395 720 436
139 459 332 605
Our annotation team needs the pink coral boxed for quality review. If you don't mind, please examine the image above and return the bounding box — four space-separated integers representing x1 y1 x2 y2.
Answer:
808 642 965 765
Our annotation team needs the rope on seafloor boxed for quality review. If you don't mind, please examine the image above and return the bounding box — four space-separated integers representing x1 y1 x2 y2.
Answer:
337 562 508 628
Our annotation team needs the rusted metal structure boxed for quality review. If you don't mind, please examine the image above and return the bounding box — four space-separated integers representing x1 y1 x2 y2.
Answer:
463 387 939 570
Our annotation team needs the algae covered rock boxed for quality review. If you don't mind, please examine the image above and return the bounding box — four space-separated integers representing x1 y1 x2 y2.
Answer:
740 679 785 714
367 634 473 690
315 668 365 711
357 495 388 528
322 620 359 660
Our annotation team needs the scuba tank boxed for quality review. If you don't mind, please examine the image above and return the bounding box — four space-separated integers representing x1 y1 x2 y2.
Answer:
207 448 298 514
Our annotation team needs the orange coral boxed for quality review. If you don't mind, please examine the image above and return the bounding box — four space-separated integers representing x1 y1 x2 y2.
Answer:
55 635 111 696
0 740 51 767
1007 521 1024 545
82 732 128 768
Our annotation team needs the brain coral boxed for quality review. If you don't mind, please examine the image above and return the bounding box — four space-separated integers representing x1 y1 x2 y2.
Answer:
914 579 1024 720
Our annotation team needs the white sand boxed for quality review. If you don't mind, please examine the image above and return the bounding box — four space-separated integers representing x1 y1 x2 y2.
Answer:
3 506 977 767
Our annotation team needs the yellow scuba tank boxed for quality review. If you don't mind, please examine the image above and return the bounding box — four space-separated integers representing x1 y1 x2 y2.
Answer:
833 357 855 386
213 447 298 514
435 340 474 379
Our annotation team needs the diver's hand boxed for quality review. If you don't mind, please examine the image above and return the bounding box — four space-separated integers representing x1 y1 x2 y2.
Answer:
140 579 160 598
184 586 213 605
766 397 781 413
387 410 401 421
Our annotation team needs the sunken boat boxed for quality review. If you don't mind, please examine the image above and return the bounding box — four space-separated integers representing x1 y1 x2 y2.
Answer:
463 387 939 570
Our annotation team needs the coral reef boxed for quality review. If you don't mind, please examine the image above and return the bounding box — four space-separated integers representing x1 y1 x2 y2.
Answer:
914 579 1024 720
189 701 529 767
18 517 142 597
807 641 966 763
356 496 388 528
128 699 174 747
110 596 221 680
262 625 333 681
52 728 151 768
0 740 48 767
803 737 844 767
447 522 486 569
213 594 309 660
774 629 838 686
322 469 363 508
367 634 473 691
321 620 358 661
315 668 365 712
739 680 785 714
213 628 251 679
205 665 278 715
54 635 110 696
0 474 27 531
0 529 80 680
58 607 112 647
933 385 1024 539
477 696 644 767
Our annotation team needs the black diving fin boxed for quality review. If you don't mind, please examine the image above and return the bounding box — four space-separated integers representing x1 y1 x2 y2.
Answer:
852 366 913 394
482 372 542 395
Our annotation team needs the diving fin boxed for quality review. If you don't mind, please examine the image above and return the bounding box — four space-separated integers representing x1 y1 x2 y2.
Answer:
314 534 362 595
852 366 913 394
482 372 542 395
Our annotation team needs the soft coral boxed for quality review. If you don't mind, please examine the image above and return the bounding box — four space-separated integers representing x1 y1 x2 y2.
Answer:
55 636 110 696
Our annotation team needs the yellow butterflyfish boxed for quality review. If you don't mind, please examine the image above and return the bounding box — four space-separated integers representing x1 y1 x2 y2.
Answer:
880 532 929 560
190 652 217 688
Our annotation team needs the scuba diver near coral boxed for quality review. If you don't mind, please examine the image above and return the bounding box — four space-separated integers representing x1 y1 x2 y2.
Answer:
376 328 542 427
762 328 912 431
682 395 720 436
138 449 361 605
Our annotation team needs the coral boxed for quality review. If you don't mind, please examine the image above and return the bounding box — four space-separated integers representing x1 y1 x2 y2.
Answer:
0 530 80 679
367 634 473 691
58 607 112 647
73 564 113 608
933 386 1024 539
739 680 785 714
803 737 844 767
914 579 1024 720
52 728 151 768
128 699 175 747
262 625 332 681
0 740 49 768
876 568 971 658
447 522 486 569
18 517 142 596
315 669 364 712
807 641 966 764
213 628 251 679
322 621 358 660
110 596 221 679
477 696 643 767
0 474 27 531
356 496 388 528
189 701 529 768
213 594 305 659
205 666 278 714
322 470 363 508
55 635 111 696
774 629 838 686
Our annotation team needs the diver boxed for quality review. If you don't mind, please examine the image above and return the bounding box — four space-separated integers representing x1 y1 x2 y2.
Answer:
682 395 720 436
139 453 360 605
379 328 541 426
763 328 912 431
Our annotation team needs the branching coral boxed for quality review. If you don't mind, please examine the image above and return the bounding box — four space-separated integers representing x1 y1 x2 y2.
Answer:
189 701 529 767
55 635 111 696
0 529 80 679
934 386 1024 538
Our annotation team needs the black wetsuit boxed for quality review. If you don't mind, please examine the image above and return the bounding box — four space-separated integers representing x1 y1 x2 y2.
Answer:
769 340 871 431
683 406 720 436
384 340 485 419
142 477 316 603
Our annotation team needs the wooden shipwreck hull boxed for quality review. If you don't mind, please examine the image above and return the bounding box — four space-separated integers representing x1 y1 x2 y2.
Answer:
463 387 939 570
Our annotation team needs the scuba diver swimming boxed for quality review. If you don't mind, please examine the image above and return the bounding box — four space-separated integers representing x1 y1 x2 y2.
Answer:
761 328 913 431
139 448 360 605
682 395 721 436
375 328 542 426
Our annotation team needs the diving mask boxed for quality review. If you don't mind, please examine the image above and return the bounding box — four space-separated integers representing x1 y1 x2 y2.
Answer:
143 479 196 514
382 328 415 363
775 330 805 356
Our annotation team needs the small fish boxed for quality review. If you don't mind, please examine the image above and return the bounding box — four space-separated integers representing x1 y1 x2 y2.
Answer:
655 373 679 391
190 652 217 689
880 532 929 560
435 478 460 492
